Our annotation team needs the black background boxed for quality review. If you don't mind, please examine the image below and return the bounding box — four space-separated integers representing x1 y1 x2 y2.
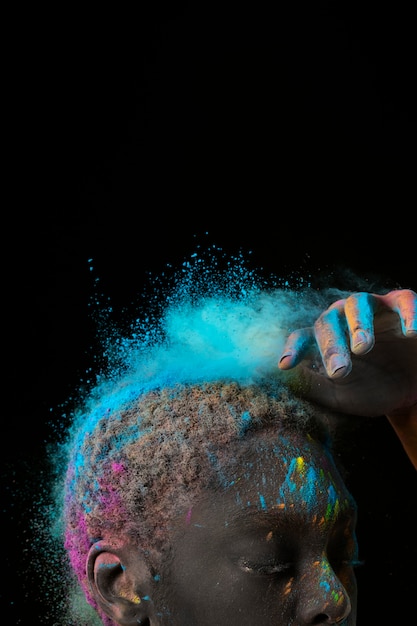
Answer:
4 2 416 623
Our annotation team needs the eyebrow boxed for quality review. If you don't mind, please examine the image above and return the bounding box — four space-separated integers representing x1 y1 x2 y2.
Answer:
223 501 357 534
222 507 284 532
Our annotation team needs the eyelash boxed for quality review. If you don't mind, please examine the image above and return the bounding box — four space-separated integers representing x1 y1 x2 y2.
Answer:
238 557 364 576
238 557 292 576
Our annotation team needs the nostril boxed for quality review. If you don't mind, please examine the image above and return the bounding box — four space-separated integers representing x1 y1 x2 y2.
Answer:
310 614 347 624
311 614 340 624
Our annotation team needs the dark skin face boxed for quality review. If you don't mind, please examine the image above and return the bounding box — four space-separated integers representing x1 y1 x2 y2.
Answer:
156 430 359 625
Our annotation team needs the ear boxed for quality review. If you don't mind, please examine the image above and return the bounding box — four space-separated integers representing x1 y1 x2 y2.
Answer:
87 541 160 625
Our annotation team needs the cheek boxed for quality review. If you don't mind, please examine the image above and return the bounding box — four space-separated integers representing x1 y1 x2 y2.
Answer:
160 547 251 621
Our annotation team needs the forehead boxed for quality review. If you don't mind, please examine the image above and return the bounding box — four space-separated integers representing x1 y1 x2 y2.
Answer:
188 428 354 530
221 426 336 484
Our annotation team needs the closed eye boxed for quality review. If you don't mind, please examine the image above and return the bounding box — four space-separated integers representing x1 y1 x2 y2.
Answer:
238 557 292 576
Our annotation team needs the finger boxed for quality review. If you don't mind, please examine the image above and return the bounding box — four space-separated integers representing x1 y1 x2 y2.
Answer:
278 327 315 370
379 289 417 337
313 304 352 379
344 292 376 355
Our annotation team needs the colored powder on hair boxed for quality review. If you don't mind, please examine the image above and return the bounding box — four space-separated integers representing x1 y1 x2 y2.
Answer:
27 243 355 625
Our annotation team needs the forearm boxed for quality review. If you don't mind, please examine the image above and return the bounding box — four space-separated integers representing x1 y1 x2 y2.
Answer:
386 404 417 471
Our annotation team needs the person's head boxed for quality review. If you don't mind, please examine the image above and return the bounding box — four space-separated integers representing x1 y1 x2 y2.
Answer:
63 377 358 625
54 258 360 624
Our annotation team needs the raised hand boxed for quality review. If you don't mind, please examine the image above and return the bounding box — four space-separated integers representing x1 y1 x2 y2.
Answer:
278 288 417 467
278 288 417 416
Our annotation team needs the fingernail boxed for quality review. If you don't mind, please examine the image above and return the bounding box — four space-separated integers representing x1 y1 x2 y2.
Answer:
328 355 348 377
352 330 368 352
279 351 293 364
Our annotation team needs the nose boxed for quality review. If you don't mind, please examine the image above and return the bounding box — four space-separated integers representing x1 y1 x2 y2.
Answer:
296 557 353 624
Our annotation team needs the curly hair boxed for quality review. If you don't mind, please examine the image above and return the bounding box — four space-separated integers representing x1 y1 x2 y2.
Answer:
56 268 354 624
62 376 328 621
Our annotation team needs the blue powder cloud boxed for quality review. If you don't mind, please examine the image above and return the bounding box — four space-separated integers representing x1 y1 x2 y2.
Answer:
75 249 337 430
